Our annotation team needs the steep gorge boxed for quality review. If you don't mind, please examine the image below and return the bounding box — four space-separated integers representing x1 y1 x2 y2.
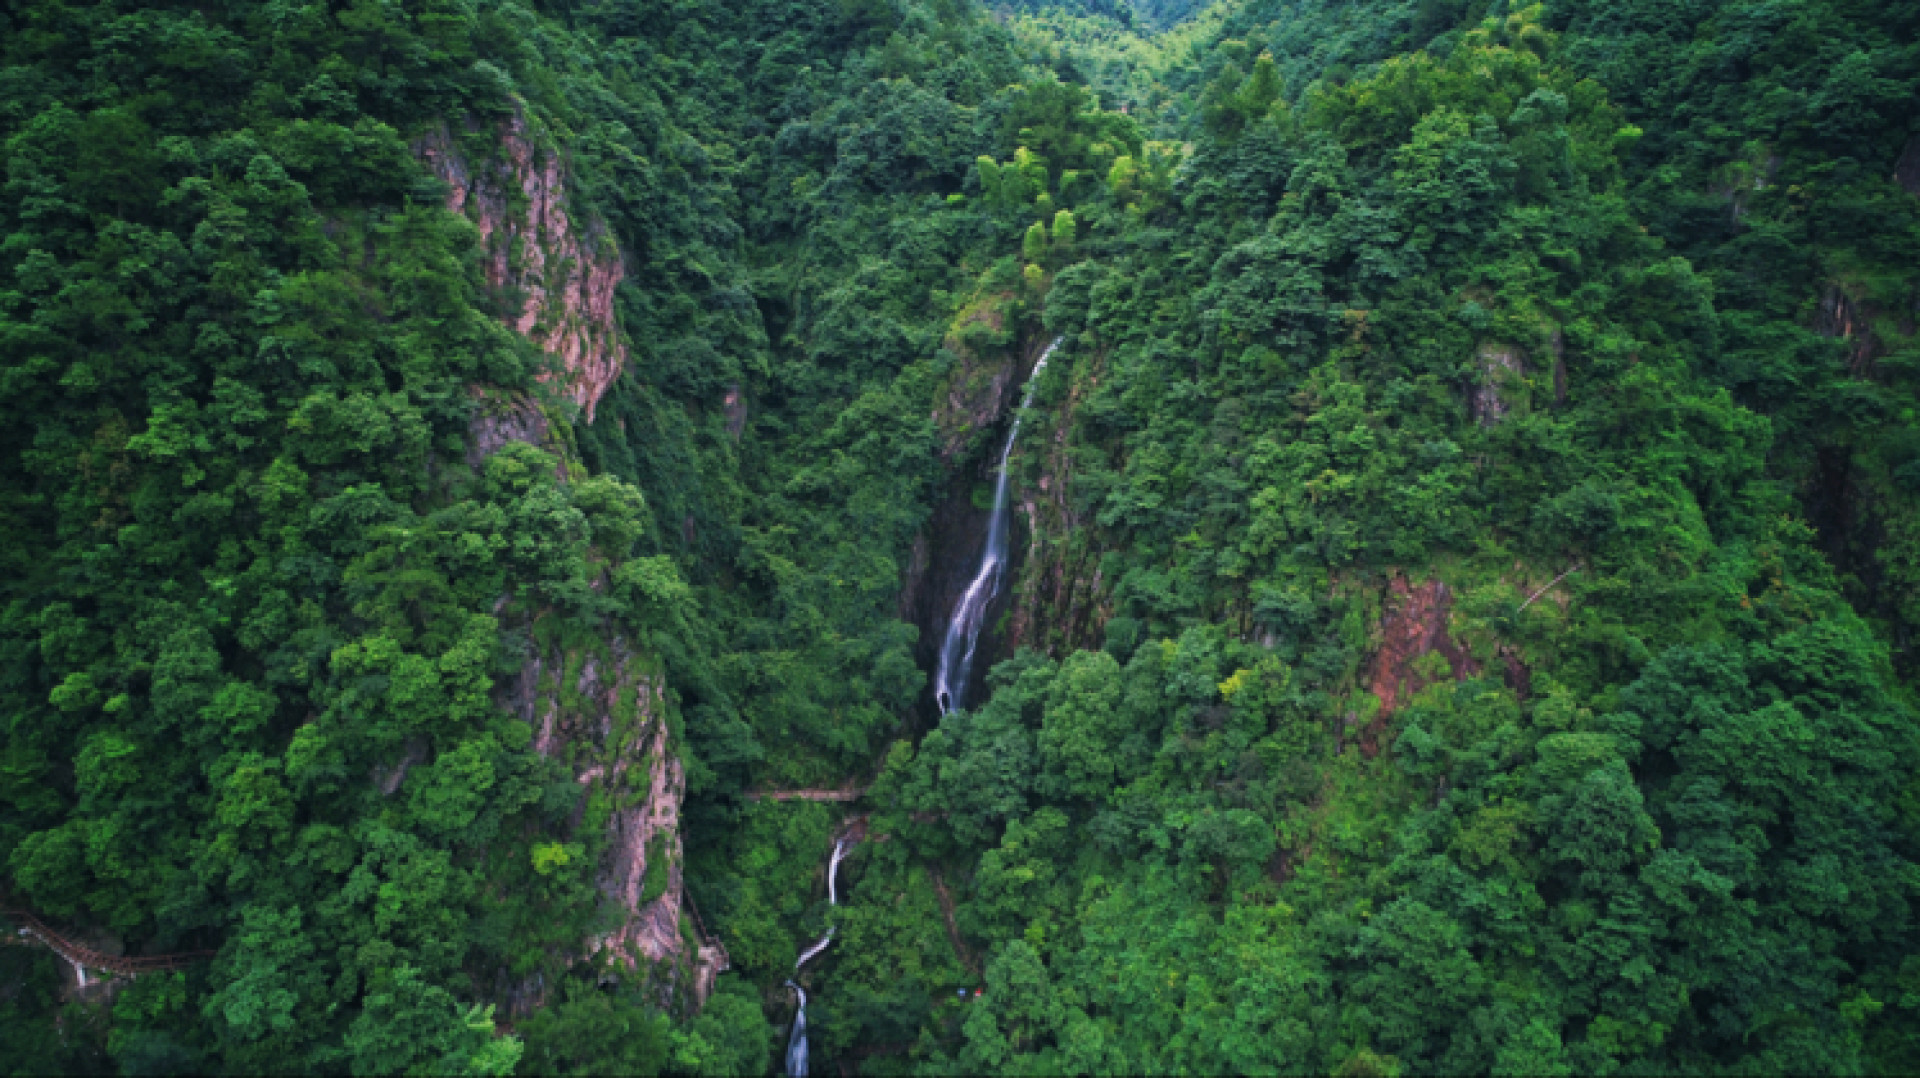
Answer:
6 1 1920 1073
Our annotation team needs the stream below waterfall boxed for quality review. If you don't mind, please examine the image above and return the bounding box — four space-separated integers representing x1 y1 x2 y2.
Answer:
782 340 1057 1076
783 836 847 1078
933 337 1059 715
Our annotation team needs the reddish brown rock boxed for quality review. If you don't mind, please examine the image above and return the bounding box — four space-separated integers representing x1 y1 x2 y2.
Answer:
418 113 629 422
1362 575 1478 755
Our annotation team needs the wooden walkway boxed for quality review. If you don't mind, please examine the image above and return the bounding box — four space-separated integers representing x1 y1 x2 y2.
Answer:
679 890 728 971
3 908 214 977
745 787 867 802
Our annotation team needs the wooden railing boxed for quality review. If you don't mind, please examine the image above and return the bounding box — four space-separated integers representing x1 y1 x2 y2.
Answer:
744 786 867 802
2 908 215 977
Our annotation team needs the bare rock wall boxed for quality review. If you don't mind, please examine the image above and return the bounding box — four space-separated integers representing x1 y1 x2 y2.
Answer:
501 633 687 984
418 111 629 422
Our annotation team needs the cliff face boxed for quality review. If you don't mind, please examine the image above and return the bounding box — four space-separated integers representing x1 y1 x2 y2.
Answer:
934 295 1022 463
1468 341 1527 426
466 386 574 481
416 111 713 1007
1008 345 1111 657
1814 280 1900 379
1365 576 1477 719
417 111 630 422
502 635 686 968
1896 134 1920 197
901 299 1032 710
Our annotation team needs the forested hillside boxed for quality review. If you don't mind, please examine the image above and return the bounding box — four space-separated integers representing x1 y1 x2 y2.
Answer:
2 0 1917 1075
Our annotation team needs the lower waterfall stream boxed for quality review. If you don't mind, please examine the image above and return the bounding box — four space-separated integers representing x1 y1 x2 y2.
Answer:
783 836 848 1077
782 340 1057 1076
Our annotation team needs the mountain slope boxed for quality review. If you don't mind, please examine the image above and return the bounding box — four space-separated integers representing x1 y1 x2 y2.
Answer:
2 0 1918 1075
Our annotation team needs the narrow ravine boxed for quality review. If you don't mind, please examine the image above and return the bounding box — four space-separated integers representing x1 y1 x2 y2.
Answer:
783 339 1057 1075
934 338 1060 715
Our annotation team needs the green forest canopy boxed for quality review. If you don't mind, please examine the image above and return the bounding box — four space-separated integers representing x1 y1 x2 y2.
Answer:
2 0 1917 1074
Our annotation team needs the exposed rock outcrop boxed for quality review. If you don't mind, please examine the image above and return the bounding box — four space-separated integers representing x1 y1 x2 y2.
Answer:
1549 327 1568 406
902 304 1034 711
1717 150 1778 223
372 737 428 797
1361 575 1478 755
414 108 713 1014
418 111 630 422
1009 346 1111 656
1814 281 1887 378
1468 341 1526 426
1896 134 1920 197
934 295 1022 462
722 383 748 440
465 386 574 481
498 632 689 1003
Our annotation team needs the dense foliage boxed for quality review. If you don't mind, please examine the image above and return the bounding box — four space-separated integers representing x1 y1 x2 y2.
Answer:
3 0 1918 1075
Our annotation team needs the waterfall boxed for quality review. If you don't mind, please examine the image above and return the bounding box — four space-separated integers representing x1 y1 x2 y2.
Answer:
785 835 851 1076
826 835 850 906
783 981 809 1078
934 338 1060 715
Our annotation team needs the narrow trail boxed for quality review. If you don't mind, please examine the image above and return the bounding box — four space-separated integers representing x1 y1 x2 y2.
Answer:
3 908 214 978
747 787 867 802
929 869 979 978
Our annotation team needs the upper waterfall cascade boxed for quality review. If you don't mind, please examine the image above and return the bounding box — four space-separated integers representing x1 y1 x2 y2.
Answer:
934 338 1061 715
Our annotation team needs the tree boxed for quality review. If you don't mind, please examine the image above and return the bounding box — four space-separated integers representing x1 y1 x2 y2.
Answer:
345 967 521 1077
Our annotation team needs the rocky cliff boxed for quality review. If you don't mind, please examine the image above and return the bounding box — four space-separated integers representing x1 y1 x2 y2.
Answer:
498 629 710 1008
1007 343 1111 657
1364 577 1477 713
933 294 1023 463
1813 279 1911 380
1468 340 1528 426
901 297 1035 710
417 109 630 422
414 109 722 1009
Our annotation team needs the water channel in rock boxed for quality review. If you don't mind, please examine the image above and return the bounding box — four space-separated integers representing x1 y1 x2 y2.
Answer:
932 337 1059 715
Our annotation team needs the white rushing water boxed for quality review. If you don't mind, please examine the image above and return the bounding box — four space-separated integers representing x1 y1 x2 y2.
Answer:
783 341 1058 1074
783 981 809 1078
785 835 851 1076
933 338 1060 715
